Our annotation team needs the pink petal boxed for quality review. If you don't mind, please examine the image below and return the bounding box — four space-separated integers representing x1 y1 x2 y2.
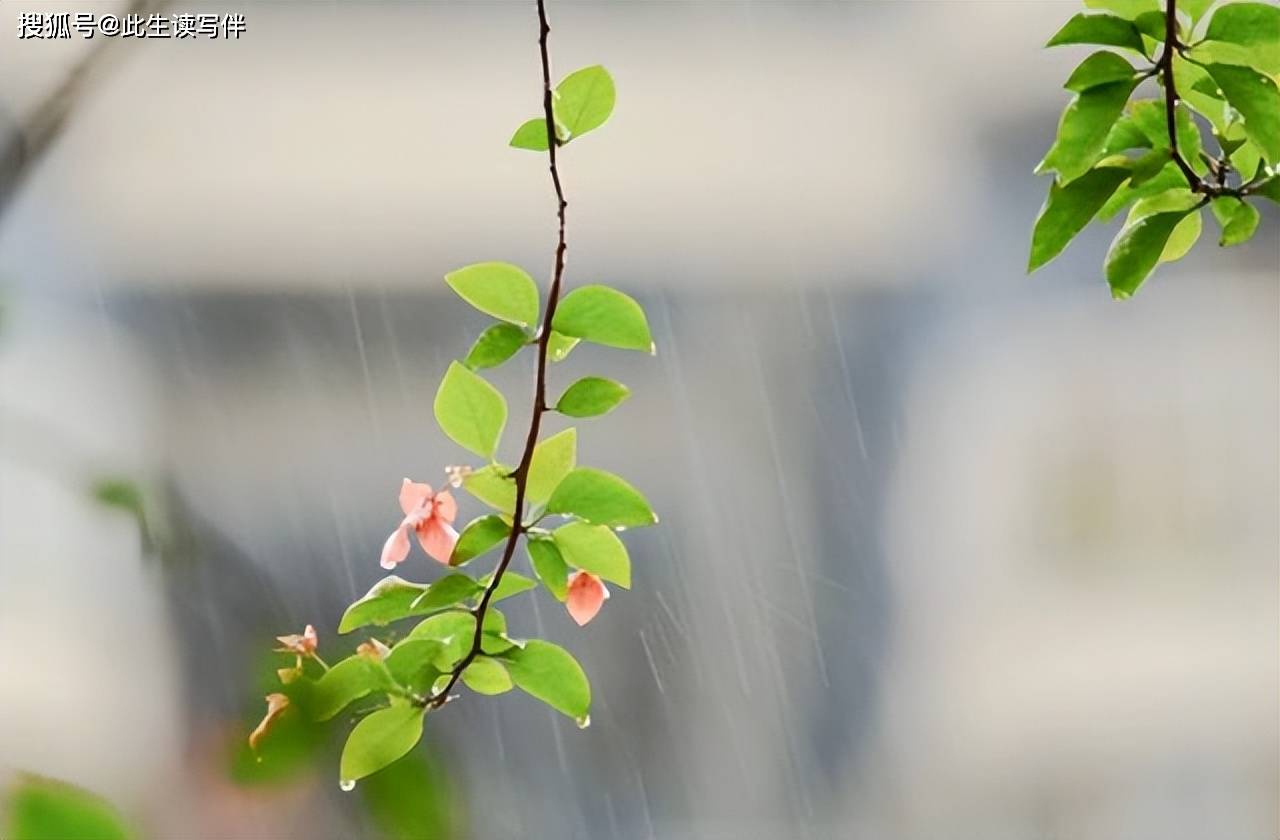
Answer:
398 478 432 516
380 524 411 569
417 517 459 565
432 489 458 524
302 624 318 653
566 571 608 626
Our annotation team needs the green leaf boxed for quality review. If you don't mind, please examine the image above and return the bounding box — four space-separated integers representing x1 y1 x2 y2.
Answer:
450 515 511 566
1047 13 1146 52
1131 10 1167 40
1181 0 1214 21
1128 99 1205 171
510 117 551 151
384 639 446 693
555 66 616 141
1028 164 1131 271
553 521 631 588
552 285 654 352
527 428 577 504
1205 2 1280 75
444 262 540 329
501 640 591 720
409 611 476 664
1252 174 1280 203
340 704 425 784
1103 115 1154 153
1065 51 1139 92
1038 80 1139 183
1176 57 1230 134
546 467 658 529
547 331 580 363
555 376 631 418
527 536 569 600
434 362 507 459
339 575 479 633
312 656 387 721
479 570 538 602
462 464 516 514
1211 197 1262 245
464 323 529 371
1084 0 1159 20
6 775 133 840
1105 209 1195 297
1128 147 1172 186
1206 64 1280 162
461 657 514 695
1098 161 1187 220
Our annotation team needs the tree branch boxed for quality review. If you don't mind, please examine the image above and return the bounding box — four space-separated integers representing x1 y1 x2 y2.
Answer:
1158 0 1247 198
426 0 567 708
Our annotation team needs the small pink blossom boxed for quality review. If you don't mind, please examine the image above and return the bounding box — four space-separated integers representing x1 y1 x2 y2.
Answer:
565 571 609 626
249 693 290 752
380 478 459 568
274 624 318 656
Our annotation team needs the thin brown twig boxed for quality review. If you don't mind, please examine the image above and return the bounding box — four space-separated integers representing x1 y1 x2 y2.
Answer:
1157 0 1250 198
425 0 566 709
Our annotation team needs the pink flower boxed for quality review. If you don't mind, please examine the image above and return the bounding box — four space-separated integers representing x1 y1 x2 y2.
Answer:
249 693 290 752
565 571 609 626
274 624 318 656
380 478 459 568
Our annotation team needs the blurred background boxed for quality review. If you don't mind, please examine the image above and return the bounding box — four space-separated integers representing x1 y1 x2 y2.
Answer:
0 1 1276 838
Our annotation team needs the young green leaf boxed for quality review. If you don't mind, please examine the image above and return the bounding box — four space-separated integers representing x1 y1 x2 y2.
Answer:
444 262 540 329
552 285 654 352
1097 162 1185 220
409 611 477 664
384 639 447 694
1128 188 1203 262
1205 64 1280 163
527 536 569 601
527 428 577 504
6 775 134 840
555 66 616 141
547 331 580 363
1105 209 1195 298
510 117 552 151
1127 148 1172 186
478 570 538 602
1103 115 1154 154
450 515 511 566
1029 164 1131 271
546 467 657 528
1084 0 1158 19
464 324 529 371
462 464 517 514
1065 51 1138 93
1211 198 1261 246
1047 13 1146 52
339 704 425 784
556 376 631 418
1127 100 1204 171
339 576 429 633
312 656 387 721
553 521 631 588
1204 2 1280 75
501 640 591 720
1037 80 1139 183
434 362 508 459
461 657 514 695
410 573 481 611
1252 174 1280 204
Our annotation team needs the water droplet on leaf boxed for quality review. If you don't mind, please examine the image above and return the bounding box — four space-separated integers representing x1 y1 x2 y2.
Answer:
340 779 356 792
576 715 591 729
